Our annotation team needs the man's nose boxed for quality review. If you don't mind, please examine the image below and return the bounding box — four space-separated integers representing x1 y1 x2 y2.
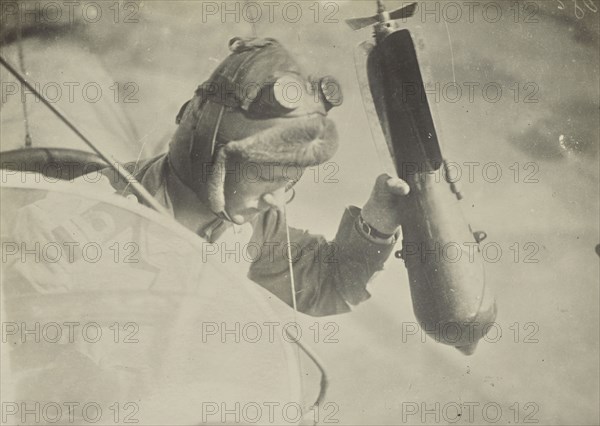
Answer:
261 191 287 210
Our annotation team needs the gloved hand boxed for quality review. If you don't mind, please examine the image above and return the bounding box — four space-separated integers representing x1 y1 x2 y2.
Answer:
360 174 411 236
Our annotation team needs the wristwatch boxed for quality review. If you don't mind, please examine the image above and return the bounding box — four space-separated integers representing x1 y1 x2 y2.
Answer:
358 213 396 240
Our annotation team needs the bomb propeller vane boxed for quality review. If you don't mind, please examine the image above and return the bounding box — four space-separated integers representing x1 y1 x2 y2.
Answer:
346 1 417 33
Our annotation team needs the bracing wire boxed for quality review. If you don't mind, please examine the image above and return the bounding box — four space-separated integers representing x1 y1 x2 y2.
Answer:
15 17 32 148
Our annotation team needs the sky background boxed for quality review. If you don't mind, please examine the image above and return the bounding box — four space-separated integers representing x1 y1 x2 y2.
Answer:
1 0 599 424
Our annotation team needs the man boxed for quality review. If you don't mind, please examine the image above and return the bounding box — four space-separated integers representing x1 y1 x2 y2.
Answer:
103 37 410 316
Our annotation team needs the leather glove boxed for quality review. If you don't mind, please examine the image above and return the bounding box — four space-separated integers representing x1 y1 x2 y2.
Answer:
360 173 411 236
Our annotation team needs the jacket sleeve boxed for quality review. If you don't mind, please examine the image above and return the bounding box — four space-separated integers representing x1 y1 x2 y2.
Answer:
247 206 398 316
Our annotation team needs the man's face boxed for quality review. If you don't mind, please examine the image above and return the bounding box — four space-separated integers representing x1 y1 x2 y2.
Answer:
222 160 303 224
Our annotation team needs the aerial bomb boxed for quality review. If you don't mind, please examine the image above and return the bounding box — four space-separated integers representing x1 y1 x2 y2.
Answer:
348 1 497 354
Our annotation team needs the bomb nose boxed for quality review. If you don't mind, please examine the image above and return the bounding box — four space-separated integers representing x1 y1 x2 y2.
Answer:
455 342 478 356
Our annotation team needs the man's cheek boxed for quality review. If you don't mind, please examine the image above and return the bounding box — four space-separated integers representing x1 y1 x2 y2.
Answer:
227 191 256 211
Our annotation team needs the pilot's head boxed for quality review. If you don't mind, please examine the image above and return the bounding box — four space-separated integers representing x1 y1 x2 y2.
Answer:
168 37 342 224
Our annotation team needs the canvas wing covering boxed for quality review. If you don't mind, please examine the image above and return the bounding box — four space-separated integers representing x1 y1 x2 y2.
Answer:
1 176 310 425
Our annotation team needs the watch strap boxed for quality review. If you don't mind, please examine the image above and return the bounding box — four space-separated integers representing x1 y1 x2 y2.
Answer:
358 214 395 240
